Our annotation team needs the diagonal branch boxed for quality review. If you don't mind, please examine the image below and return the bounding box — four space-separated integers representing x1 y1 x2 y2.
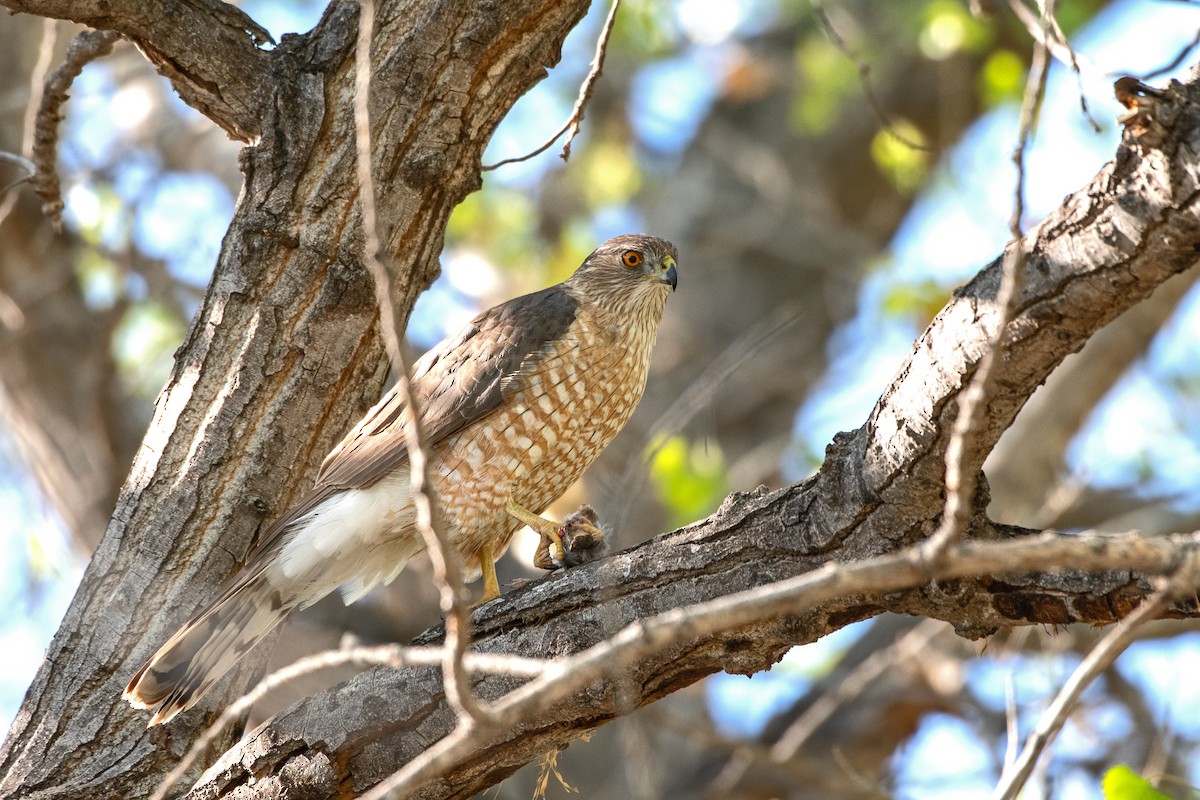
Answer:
184 66 1200 800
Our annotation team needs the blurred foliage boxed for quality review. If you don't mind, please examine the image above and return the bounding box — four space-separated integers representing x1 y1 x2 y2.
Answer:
918 0 992 60
75 249 121 310
790 36 861 135
647 434 727 529
447 189 541 265
577 137 643 208
1102 765 1173 800
112 301 186 397
881 276 951 328
611 0 679 55
981 48 1027 106
870 119 930 193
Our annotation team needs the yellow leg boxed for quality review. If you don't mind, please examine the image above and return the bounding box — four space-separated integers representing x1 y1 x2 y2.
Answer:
476 544 500 606
505 500 566 563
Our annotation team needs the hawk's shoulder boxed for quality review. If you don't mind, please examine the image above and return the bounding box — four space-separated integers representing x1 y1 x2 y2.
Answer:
311 284 580 492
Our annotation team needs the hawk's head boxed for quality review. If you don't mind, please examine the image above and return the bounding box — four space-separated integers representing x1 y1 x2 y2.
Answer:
567 234 678 315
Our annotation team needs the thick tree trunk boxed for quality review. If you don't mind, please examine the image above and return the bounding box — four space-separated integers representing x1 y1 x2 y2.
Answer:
0 1 590 797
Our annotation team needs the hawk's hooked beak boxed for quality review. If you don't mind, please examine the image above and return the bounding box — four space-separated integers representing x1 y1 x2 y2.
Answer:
660 257 678 291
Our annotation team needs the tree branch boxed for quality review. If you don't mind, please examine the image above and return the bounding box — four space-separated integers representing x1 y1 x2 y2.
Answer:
0 0 273 139
180 69 1200 798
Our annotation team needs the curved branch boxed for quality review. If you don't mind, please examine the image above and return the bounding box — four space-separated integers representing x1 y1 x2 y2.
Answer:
0 0 273 139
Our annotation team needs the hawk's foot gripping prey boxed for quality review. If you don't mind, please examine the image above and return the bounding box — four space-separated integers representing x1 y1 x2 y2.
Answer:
507 501 610 571
124 234 678 725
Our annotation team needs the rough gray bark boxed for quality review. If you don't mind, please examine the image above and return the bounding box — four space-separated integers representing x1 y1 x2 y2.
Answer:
0 0 590 797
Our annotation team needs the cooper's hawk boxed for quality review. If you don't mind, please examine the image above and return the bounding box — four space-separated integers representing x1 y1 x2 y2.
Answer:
124 234 678 725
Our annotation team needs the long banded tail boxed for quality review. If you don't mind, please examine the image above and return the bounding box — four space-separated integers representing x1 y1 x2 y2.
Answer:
123 571 294 726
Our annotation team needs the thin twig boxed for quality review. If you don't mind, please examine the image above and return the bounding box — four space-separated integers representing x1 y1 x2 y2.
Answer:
31 29 121 231
0 152 36 196
150 645 548 800
361 528 1200 799
922 7 1048 559
1003 674 1019 776
1007 0 1101 131
354 0 405 373
354 0 493 729
481 0 620 170
1141 26 1200 81
612 305 800 533
709 619 942 795
992 554 1200 800
0 19 57 228
770 620 942 761
639 709 813 785
810 0 932 152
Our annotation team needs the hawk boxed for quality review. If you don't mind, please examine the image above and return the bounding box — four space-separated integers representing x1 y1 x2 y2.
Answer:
124 234 679 725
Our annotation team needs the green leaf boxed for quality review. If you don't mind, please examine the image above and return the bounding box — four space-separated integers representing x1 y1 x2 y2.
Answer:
646 434 727 529
1102 765 1171 800
869 119 929 194
980 49 1025 107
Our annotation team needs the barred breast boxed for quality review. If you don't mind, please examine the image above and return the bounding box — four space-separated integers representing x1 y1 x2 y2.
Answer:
434 304 659 564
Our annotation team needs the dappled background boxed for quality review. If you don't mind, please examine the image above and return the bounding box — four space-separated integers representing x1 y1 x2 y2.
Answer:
3 0 1200 797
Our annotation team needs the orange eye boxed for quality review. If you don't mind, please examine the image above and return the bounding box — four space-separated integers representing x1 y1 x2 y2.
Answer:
622 250 643 269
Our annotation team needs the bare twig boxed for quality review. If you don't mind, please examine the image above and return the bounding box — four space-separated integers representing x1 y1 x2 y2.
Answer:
354 0 405 373
0 18 57 228
1141 26 1200 81
150 645 548 800
31 28 121 231
992 554 1200 800
0 152 36 196
771 620 942 761
1003 674 1019 775
612 304 800 533
353 0 493 729
482 0 620 170
1006 0 1101 131
810 1 932 152
362 528 1200 799
922 8 1049 559
708 619 942 795
705 618 940 796
0 290 24 330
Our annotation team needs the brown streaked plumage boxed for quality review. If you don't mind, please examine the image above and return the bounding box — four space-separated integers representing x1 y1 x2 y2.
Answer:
124 234 679 725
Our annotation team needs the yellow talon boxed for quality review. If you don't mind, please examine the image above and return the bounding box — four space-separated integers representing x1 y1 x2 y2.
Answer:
509 501 608 572
506 500 566 561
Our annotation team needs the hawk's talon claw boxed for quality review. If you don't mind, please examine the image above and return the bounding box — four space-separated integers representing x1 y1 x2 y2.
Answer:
507 501 611 572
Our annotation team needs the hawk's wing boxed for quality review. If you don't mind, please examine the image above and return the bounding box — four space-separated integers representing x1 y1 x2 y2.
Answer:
315 284 580 491
244 286 579 560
